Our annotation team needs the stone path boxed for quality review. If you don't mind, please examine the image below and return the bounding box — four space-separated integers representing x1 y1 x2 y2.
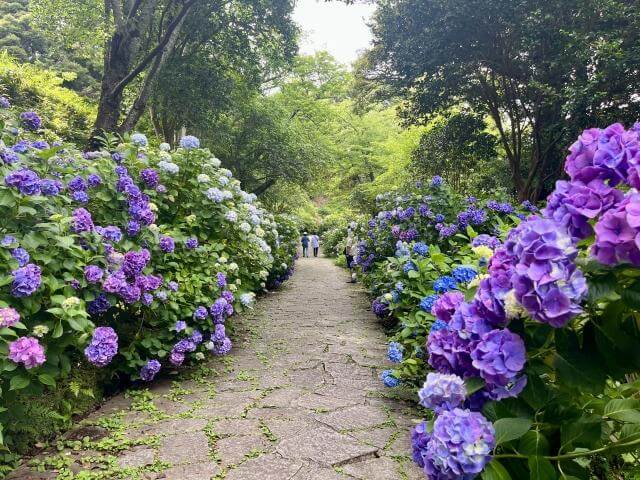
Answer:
11 256 424 480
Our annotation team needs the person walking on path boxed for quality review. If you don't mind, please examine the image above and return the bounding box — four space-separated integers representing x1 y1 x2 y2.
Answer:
311 233 320 257
345 230 356 282
301 232 310 258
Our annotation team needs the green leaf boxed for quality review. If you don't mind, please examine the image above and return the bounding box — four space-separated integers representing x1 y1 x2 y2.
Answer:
38 374 56 387
465 377 485 395
9 375 30 391
407 269 420 279
528 456 557 480
604 398 640 423
621 281 640 310
560 415 602 450
52 321 63 338
553 330 606 394
482 460 512 480
493 418 532 445
519 430 550 456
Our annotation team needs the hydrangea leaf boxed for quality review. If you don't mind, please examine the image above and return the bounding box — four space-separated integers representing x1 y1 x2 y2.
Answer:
527 456 557 480
481 460 512 480
493 417 532 445
604 398 640 424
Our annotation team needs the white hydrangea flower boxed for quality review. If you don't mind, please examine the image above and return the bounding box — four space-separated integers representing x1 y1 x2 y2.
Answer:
197 174 210 183
281 263 287 270
210 157 221 167
220 168 233 178
218 175 229 186
159 151 172 161
228 262 239 271
195 352 205 361
158 160 179 174
62 296 81 311
239 222 251 233
159 142 171 151
148 224 159 233
240 292 256 307
225 211 238 222
260 270 268 279
228 284 237 292
255 227 265 237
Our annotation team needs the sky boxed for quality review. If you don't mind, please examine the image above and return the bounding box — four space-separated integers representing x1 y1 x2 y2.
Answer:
292 0 376 67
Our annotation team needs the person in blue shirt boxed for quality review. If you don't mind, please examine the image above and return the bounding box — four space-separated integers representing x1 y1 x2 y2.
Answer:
301 232 310 258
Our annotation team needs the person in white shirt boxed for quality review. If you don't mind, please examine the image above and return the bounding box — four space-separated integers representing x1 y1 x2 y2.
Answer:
311 234 320 257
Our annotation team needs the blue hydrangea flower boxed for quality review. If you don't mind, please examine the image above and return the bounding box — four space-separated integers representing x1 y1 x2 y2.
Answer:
412 242 429 256
434 214 445 223
179 135 200 149
131 133 148 147
420 294 439 312
430 319 449 333
381 369 400 387
403 261 418 274
387 342 404 363
431 175 443 187
433 276 458 293
451 266 478 284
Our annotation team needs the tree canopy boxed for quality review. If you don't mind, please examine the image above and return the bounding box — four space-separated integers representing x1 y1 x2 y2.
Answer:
359 0 640 199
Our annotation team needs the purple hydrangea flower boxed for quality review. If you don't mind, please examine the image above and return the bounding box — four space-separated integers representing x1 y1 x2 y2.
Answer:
427 327 476 378
175 321 187 332
471 234 501 250
68 176 87 192
431 291 464 322
0 307 20 327
431 175 443 187
142 292 153 305
140 169 159 188
40 179 63 196
221 290 234 303
167 281 179 292
122 249 150 278
11 247 29 267
84 326 118 367
170 350 185 366
11 264 41 297
593 192 640 266
418 373 466 413
140 359 161 381
372 298 389 317
510 216 587 327
72 208 94 233
126 220 141 237
5 168 41 195
84 265 104 284
88 294 111 316
212 337 232 356
0 96 10 108
411 422 431 468
159 236 175 253
419 409 495 478
84 174 100 188
185 237 198 249
0 148 19 164
471 329 526 389
20 111 42 131
216 272 227 288
97 225 123 243
9 336 46 368
193 306 208 320
543 178 623 240
213 324 226 341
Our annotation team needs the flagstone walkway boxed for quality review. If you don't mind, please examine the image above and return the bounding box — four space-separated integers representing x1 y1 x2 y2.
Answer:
11 256 424 480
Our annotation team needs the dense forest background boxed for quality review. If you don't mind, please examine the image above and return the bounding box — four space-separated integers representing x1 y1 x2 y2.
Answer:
2 0 640 230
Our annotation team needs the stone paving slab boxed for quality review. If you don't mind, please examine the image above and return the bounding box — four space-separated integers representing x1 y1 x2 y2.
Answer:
10 256 423 479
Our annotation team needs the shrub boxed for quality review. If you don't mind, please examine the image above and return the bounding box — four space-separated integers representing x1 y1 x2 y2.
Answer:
0 101 297 454
352 130 640 478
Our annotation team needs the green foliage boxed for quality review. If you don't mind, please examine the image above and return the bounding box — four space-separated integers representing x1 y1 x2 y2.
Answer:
0 53 95 142
360 0 640 199
0 101 298 456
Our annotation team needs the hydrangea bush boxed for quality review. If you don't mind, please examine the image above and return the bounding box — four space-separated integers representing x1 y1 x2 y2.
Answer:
349 137 640 478
0 103 297 450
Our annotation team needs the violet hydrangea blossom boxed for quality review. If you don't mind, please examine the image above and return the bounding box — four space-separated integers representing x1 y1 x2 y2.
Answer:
11 264 41 297
140 359 161 381
9 336 45 368
418 373 466 413
84 327 118 367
